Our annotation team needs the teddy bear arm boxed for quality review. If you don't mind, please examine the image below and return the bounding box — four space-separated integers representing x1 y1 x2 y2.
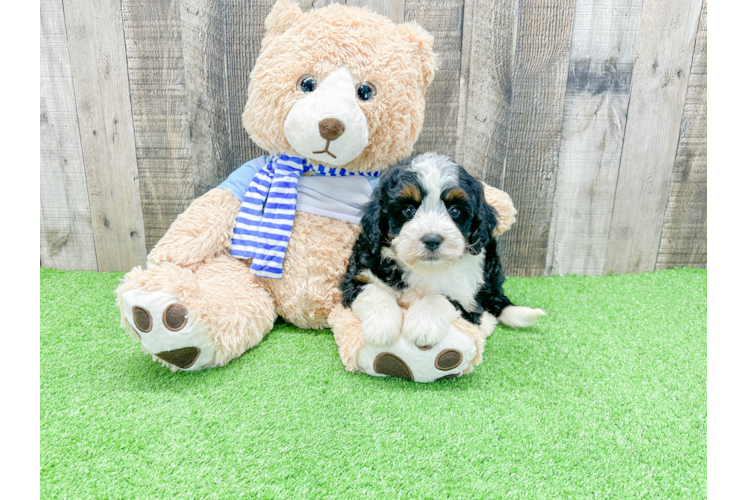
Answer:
481 182 517 236
147 188 241 267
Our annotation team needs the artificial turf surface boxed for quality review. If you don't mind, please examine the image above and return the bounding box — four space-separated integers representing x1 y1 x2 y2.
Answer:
40 267 706 499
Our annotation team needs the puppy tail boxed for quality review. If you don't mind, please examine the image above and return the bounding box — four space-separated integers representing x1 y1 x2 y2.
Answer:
498 306 547 328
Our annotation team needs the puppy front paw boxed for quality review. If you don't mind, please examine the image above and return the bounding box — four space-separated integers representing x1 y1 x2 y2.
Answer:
498 306 547 328
358 307 402 347
402 295 460 347
351 285 402 347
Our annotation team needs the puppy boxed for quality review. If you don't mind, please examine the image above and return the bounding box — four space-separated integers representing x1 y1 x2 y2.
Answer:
341 153 545 348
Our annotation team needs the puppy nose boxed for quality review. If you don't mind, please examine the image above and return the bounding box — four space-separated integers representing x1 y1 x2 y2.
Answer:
318 118 345 141
422 234 444 251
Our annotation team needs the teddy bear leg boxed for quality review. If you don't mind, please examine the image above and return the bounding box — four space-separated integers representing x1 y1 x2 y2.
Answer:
330 304 489 383
116 254 276 371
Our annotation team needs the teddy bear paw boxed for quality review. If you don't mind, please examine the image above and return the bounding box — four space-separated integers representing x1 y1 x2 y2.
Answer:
356 324 477 383
121 290 215 371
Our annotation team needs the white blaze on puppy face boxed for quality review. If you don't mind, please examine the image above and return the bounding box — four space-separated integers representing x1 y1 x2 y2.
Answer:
389 153 465 271
284 66 369 166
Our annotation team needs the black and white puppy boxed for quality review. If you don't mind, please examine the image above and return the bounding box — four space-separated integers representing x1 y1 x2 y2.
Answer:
341 153 545 348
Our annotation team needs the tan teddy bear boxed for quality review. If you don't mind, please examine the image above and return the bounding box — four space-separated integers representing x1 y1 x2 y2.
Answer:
116 0 517 379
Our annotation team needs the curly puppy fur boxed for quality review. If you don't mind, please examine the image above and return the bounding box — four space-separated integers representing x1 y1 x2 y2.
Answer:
341 154 515 324
338 153 543 357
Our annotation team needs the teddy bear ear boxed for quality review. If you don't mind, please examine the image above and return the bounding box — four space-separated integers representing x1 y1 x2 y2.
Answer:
264 0 303 39
397 22 436 93
480 182 518 236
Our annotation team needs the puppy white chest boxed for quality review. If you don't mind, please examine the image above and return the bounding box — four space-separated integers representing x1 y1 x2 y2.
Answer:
403 251 485 311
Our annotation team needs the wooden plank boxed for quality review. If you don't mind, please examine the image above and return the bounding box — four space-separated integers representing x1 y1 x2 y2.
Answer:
223 0 275 169
122 0 194 253
405 0 465 157
40 0 98 271
454 0 516 182
63 0 147 272
656 0 707 270
180 0 234 197
499 0 576 277
604 0 703 274
345 0 405 22
299 1 404 22
545 0 643 276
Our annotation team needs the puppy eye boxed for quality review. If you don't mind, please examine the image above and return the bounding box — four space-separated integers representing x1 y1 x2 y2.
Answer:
448 206 461 218
296 75 317 93
403 205 416 218
356 82 377 101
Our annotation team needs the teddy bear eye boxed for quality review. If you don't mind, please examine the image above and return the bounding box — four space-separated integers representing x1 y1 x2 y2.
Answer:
402 205 416 219
356 82 377 101
296 74 317 93
448 206 460 219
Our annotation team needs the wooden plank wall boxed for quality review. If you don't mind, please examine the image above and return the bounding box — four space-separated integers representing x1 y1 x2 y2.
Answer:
40 0 98 271
40 0 708 275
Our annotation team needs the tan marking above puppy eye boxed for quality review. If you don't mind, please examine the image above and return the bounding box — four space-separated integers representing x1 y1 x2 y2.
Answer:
443 188 468 203
398 184 422 202
354 274 371 283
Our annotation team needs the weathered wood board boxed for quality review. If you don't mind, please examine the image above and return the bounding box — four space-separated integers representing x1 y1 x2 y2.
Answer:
180 0 234 198
656 0 707 270
122 0 194 254
40 0 98 271
40 0 708 275
604 0 703 274
499 0 576 277
62 0 147 272
345 0 404 21
454 0 517 183
223 0 275 170
405 0 465 157
545 0 643 276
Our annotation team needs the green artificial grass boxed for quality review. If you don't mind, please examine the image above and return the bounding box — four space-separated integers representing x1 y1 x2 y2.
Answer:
40 267 706 499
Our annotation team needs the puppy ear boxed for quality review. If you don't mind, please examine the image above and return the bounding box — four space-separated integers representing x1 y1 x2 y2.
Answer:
358 193 387 258
468 182 498 255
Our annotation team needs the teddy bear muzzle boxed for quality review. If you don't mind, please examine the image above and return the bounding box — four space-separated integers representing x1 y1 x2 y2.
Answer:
284 66 369 166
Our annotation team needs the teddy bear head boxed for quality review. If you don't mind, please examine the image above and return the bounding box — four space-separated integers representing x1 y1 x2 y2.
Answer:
242 0 435 173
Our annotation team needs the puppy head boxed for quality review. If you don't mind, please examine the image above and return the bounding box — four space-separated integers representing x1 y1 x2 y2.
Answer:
360 153 497 272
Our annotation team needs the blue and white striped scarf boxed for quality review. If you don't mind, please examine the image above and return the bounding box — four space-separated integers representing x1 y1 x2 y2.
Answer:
230 154 381 279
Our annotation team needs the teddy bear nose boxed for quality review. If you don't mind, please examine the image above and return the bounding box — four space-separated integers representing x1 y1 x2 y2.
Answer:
318 118 346 141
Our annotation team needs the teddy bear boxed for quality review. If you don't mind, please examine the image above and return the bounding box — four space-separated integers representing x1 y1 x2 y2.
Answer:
115 0 518 381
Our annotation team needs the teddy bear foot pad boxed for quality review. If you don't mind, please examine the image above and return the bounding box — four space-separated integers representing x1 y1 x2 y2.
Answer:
121 290 215 371
357 325 477 383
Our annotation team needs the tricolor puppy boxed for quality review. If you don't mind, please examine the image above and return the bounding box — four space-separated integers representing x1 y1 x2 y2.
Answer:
342 153 545 348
